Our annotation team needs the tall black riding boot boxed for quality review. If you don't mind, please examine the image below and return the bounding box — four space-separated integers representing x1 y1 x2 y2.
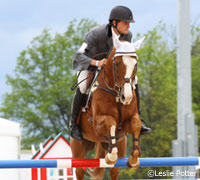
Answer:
135 84 152 135
70 88 84 141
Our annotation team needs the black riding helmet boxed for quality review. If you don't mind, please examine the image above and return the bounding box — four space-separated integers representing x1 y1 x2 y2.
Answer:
109 5 135 23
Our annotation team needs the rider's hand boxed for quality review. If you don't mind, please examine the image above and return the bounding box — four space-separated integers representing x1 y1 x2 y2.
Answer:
98 58 108 67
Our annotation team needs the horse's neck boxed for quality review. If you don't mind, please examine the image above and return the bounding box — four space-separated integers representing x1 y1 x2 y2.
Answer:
99 48 115 87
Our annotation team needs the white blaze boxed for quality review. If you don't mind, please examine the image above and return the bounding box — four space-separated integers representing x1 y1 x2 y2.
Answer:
122 56 137 104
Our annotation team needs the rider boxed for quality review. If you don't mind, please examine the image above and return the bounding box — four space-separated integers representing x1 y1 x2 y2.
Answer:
70 5 152 141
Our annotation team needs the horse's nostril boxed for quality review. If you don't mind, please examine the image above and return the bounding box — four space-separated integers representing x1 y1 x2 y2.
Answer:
122 94 125 101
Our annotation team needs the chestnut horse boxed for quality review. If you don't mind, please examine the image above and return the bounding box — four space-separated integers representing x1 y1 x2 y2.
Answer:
70 31 145 180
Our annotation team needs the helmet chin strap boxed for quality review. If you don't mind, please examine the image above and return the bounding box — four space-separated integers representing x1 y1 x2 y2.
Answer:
112 20 123 36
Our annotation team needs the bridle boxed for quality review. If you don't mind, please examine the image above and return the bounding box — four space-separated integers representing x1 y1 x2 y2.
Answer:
113 56 137 90
96 54 137 132
102 55 137 98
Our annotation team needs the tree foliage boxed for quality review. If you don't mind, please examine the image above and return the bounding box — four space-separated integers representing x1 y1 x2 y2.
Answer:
0 19 98 148
191 21 200 151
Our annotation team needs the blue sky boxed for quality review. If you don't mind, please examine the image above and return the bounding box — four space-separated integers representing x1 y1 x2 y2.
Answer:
0 0 200 106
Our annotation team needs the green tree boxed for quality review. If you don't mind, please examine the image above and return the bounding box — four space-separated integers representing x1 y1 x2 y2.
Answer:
0 19 98 148
191 21 200 151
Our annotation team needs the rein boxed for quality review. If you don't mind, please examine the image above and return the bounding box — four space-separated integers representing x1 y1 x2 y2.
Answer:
70 52 108 91
71 72 94 91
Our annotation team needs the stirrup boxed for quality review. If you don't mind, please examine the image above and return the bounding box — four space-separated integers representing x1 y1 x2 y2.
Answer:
140 118 149 127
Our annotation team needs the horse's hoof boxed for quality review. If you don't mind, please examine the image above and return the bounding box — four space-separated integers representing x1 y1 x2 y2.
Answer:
126 158 140 169
105 154 117 165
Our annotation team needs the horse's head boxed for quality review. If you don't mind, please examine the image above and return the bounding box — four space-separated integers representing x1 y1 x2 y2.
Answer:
112 29 145 105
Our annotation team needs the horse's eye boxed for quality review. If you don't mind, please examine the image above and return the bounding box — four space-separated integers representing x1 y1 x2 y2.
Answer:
115 62 119 68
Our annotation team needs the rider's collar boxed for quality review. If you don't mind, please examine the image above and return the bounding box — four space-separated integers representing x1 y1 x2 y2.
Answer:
107 24 125 39
111 27 137 58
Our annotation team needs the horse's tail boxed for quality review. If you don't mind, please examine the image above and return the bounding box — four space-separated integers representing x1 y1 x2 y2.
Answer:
87 142 106 179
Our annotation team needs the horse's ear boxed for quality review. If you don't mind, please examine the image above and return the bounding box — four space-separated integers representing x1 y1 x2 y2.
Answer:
132 36 145 50
112 28 120 49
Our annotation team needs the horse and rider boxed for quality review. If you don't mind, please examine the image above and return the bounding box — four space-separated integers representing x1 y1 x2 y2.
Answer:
70 5 151 141
69 5 152 180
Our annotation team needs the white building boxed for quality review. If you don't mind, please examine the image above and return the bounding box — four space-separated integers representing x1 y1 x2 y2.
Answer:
0 118 75 180
31 132 76 180
0 117 21 180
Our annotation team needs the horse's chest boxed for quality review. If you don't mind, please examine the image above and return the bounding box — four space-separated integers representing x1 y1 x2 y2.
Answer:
121 106 134 119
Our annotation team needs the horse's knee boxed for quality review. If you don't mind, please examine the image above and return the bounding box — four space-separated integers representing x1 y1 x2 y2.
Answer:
133 122 141 133
95 115 117 132
124 114 141 134
104 116 117 129
129 114 141 131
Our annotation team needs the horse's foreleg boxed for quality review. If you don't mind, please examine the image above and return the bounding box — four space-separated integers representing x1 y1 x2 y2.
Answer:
110 136 127 180
125 114 141 169
105 125 118 165
94 115 118 165
127 132 141 169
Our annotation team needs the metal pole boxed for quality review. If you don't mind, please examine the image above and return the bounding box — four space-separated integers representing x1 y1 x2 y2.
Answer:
172 0 198 178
